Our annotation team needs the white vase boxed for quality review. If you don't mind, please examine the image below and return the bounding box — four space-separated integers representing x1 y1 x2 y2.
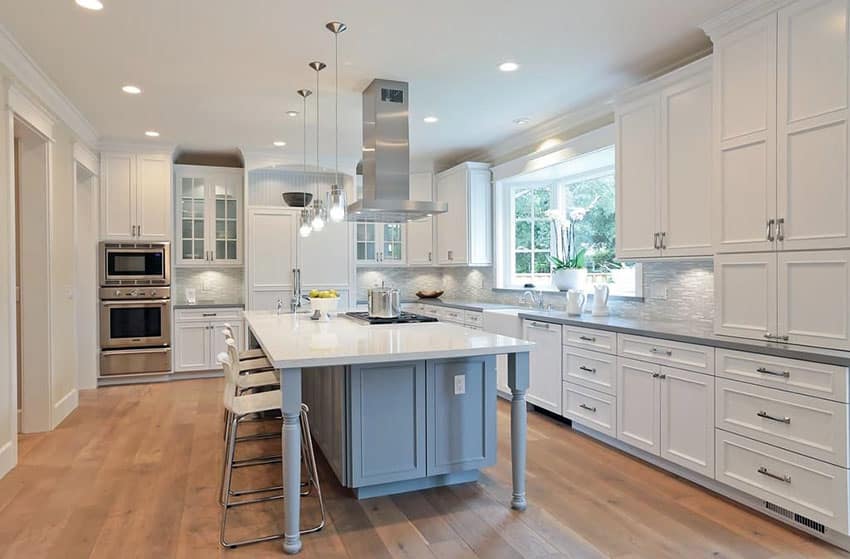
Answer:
552 268 587 291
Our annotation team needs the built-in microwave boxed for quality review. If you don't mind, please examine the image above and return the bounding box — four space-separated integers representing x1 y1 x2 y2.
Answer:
100 242 170 286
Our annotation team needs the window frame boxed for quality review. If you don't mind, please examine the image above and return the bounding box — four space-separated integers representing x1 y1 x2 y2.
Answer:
508 184 555 286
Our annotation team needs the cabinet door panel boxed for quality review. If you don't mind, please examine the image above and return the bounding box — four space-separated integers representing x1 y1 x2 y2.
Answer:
300 185 351 285
136 155 171 241
101 153 135 239
616 357 660 455
779 250 850 349
714 252 778 340
210 171 242 264
660 367 714 478
408 173 435 266
616 98 661 258
211 319 242 363
248 209 297 310
661 76 713 256
522 320 563 414
350 361 426 487
436 168 468 264
174 323 210 371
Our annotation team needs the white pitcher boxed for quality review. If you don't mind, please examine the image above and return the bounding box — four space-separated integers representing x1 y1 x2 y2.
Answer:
592 284 610 316
565 290 586 316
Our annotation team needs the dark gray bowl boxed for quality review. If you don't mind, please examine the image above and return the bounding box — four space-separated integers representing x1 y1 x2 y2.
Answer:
282 192 313 208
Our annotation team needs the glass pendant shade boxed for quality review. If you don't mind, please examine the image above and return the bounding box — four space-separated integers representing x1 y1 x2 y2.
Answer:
327 184 346 222
299 208 313 237
311 199 326 231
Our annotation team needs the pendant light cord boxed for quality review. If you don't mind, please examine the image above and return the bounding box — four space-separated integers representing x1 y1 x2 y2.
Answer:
316 68 320 198
334 31 339 188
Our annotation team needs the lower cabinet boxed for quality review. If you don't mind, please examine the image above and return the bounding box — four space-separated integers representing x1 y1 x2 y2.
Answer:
616 357 715 477
174 307 243 372
562 382 617 438
523 319 563 414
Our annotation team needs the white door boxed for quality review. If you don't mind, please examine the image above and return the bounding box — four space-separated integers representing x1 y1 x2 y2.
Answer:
713 15 778 253
436 167 468 265
659 366 715 478
408 172 435 266
175 168 209 265
174 322 211 371
248 208 297 310
522 320 562 414
714 252 778 340
616 357 660 455
776 0 850 251
779 250 850 350
210 170 242 265
100 153 135 239
136 154 171 241
660 73 713 256
616 97 661 258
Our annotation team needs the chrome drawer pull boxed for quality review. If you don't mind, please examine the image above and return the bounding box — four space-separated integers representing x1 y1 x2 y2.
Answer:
579 335 596 342
650 347 672 356
529 322 550 330
579 404 597 413
756 367 790 378
758 466 791 484
763 333 790 342
202 313 217 317
757 410 791 424
578 366 597 374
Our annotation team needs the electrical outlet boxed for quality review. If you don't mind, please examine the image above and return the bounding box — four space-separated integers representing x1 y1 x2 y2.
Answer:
454 374 466 395
202 280 212 292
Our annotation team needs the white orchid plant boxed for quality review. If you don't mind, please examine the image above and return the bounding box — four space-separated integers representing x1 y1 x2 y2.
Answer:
545 199 598 270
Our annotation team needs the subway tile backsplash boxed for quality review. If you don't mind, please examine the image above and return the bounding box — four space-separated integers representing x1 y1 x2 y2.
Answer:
357 260 714 327
173 268 244 305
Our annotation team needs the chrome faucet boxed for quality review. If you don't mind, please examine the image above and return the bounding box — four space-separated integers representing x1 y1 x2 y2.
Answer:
289 268 310 312
520 288 545 310
276 297 284 316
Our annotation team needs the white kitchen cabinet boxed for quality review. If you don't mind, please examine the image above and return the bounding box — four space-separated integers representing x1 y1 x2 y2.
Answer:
716 250 850 349
615 58 712 259
659 366 715 478
175 165 243 267
355 223 405 265
407 172 436 266
173 307 243 372
708 0 850 253
616 357 661 455
522 319 562 414
174 322 209 371
101 152 172 241
435 162 492 266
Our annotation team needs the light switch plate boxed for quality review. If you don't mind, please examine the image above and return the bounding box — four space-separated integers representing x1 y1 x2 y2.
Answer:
454 374 466 395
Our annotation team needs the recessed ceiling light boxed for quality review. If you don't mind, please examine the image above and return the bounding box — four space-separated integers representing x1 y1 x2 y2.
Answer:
423 116 439 124
286 111 298 117
121 85 141 95
273 141 286 147
144 130 160 137
75 0 103 10
513 117 531 125
499 61 519 72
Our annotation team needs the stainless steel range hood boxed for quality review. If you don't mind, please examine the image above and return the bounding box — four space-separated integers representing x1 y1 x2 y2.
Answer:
347 79 447 222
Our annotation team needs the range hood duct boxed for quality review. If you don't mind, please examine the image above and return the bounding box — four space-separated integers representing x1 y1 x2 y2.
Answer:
347 79 447 222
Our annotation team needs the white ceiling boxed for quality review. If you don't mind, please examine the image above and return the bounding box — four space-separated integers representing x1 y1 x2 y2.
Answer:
0 0 739 172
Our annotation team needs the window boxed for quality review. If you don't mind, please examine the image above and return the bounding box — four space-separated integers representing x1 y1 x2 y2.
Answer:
496 142 639 296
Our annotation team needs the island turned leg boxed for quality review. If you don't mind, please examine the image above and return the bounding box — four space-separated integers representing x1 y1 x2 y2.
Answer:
507 351 530 511
280 368 303 554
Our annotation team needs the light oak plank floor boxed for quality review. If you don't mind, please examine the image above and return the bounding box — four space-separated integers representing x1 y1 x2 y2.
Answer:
0 378 846 559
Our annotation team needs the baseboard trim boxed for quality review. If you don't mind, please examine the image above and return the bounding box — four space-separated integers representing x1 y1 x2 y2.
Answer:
97 370 224 387
0 440 16 480
353 470 479 499
52 388 78 428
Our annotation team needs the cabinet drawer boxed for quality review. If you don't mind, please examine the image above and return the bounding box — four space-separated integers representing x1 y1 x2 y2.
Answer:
418 305 440 318
563 347 616 395
438 308 465 324
563 326 617 354
562 382 616 438
618 334 714 374
716 349 849 403
716 378 849 467
175 307 243 322
464 311 483 327
716 430 849 534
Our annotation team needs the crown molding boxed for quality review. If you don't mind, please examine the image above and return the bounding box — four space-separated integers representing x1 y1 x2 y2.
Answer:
615 55 713 105
73 142 99 175
7 82 54 141
0 24 98 148
98 138 177 155
701 0 796 39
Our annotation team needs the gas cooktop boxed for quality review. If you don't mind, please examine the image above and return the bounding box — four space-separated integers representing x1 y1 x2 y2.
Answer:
344 311 439 325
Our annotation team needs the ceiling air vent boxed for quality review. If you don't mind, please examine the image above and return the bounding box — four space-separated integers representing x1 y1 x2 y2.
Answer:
764 501 826 534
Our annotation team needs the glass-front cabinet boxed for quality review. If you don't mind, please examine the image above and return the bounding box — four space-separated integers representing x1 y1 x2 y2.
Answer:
356 223 405 265
175 165 243 267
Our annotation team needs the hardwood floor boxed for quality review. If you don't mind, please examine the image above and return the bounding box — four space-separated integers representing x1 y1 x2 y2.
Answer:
0 378 846 559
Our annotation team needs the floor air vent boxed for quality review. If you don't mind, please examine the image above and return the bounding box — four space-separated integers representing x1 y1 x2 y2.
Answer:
764 501 826 534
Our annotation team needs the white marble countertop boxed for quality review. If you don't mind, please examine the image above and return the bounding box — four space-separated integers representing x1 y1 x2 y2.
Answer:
244 310 534 369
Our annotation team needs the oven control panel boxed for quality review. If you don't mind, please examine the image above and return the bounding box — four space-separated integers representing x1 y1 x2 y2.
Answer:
99 286 171 300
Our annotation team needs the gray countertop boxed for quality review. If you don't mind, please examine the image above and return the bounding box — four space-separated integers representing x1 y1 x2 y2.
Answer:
401 298 519 312
515 309 850 367
173 302 245 310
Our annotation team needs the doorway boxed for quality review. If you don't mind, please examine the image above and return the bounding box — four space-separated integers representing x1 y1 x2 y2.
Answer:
74 160 98 389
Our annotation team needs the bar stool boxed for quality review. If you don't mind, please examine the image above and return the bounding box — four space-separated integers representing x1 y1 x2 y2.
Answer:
219 373 325 548
217 350 279 446
221 323 267 361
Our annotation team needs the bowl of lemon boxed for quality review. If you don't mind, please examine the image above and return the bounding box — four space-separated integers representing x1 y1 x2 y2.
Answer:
308 289 340 321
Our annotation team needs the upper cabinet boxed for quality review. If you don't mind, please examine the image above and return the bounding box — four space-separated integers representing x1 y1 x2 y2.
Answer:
407 173 436 266
174 165 243 267
708 0 850 253
435 162 492 266
355 223 406 266
615 58 713 259
101 152 171 241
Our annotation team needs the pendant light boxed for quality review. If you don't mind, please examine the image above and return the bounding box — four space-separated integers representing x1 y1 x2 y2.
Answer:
296 88 314 237
283 89 315 211
308 61 328 231
326 21 348 222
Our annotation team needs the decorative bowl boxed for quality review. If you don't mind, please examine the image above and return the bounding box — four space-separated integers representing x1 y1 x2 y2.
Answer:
282 192 314 208
416 290 444 299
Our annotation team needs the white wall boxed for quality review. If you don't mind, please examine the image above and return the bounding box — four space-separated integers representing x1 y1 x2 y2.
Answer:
0 71 15 477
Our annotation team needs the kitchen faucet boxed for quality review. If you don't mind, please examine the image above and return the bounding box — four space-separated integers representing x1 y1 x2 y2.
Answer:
520 287 545 310
290 268 310 312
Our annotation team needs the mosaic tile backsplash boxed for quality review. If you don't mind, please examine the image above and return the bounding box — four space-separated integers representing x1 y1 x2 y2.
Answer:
173 267 244 305
357 260 715 327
